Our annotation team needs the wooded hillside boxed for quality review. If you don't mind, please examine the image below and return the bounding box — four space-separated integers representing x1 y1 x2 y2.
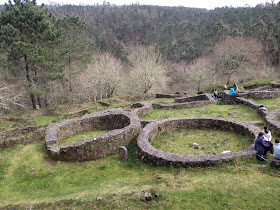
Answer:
1 1 280 113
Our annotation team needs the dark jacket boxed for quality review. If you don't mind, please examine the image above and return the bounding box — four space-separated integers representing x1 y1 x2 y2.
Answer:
255 136 270 153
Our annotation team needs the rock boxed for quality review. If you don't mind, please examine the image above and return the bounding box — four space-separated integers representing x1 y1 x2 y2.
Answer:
118 146 128 161
270 158 280 168
222 150 231 154
140 192 153 201
193 143 199 149
97 195 103 200
228 112 233 116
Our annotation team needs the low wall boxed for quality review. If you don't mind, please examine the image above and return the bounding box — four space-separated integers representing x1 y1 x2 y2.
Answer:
130 102 153 116
137 117 259 167
174 94 214 103
223 90 280 101
0 126 46 149
222 91 269 118
271 80 280 88
152 100 215 109
45 108 141 161
265 110 280 136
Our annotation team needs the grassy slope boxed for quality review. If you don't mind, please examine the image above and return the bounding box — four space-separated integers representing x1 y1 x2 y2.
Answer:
152 128 252 155
0 142 279 209
1 86 280 208
254 97 280 112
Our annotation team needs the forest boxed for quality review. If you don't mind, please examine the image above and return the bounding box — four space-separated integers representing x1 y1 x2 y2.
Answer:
0 0 280 113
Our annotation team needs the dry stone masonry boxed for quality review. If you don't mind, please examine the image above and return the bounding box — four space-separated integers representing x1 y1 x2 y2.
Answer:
45 108 141 161
0 126 46 149
265 110 280 136
137 117 259 167
118 146 128 161
151 94 216 110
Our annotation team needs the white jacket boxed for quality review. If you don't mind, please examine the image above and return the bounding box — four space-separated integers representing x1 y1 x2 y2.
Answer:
263 129 272 142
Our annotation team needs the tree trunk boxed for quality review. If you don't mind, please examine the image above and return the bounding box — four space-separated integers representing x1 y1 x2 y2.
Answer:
24 55 37 109
68 57 73 93
37 96 42 108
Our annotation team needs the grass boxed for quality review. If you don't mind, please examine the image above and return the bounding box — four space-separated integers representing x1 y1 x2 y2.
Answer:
254 97 280 112
1 92 280 208
58 130 110 147
0 121 13 133
152 128 252 155
241 78 280 87
140 103 263 121
32 114 64 126
0 141 280 209
202 78 280 93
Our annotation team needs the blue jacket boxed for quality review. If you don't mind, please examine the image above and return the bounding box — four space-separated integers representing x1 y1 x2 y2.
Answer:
229 88 235 95
255 136 270 153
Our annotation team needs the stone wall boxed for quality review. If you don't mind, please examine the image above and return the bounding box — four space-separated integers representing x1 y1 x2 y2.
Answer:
222 91 269 118
223 90 280 101
265 110 280 136
130 102 153 116
152 100 215 109
235 97 268 118
271 80 280 88
0 126 46 149
45 108 141 161
137 117 259 167
174 94 214 103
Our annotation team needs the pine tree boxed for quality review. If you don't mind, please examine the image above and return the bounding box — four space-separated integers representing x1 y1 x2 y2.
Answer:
0 0 61 108
55 15 95 93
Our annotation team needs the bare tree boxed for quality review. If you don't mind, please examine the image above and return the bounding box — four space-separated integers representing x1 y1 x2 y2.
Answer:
213 37 265 84
128 46 166 93
188 57 214 93
0 83 22 110
78 53 122 101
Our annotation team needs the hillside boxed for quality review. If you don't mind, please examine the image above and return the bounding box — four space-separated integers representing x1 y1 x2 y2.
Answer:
0 79 280 208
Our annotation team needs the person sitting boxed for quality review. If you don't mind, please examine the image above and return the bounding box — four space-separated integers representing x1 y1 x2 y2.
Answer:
273 139 280 160
229 88 235 95
233 83 239 91
263 126 272 142
255 132 271 161
213 89 221 99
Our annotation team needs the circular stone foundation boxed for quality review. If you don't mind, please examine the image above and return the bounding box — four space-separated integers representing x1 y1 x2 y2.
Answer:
45 108 141 161
265 110 280 136
137 117 259 167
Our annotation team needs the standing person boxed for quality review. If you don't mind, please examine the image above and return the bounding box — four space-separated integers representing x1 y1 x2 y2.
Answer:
255 132 271 160
273 139 280 160
233 83 238 91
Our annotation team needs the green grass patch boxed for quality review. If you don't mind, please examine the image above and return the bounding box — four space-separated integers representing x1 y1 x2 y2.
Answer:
254 97 280 112
152 128 252 155
241 78 280 87
58 130 110 147
0 142 280 208
140 103 262 121
0 121 13 133
32 114 64 126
